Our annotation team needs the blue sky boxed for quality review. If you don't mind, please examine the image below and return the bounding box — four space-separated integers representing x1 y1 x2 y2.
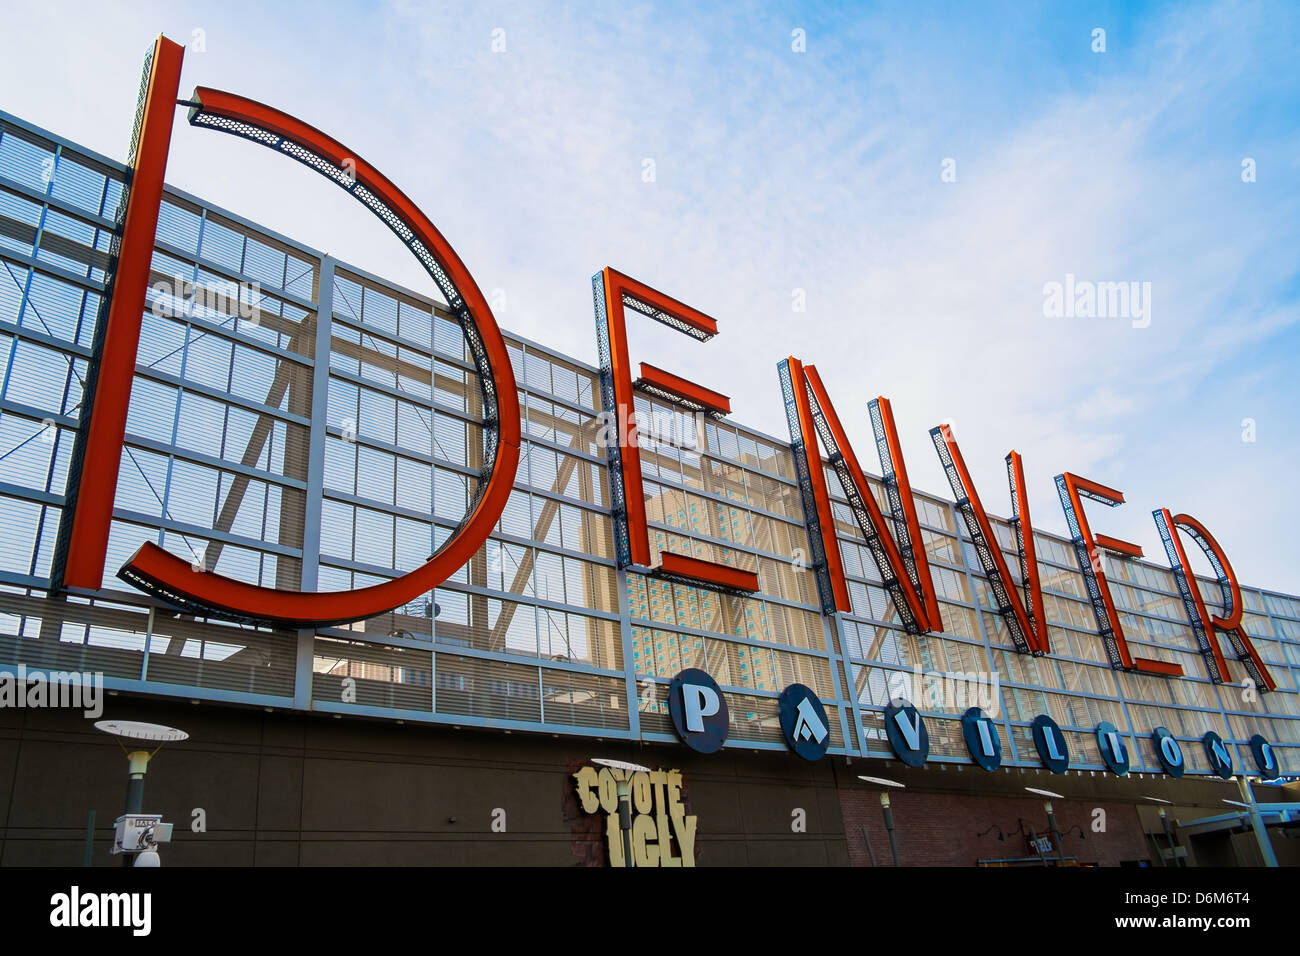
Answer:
2 0 1298 591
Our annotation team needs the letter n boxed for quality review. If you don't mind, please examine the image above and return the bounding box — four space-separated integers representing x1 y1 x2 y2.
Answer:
778 358 938 633
931 427 1047 654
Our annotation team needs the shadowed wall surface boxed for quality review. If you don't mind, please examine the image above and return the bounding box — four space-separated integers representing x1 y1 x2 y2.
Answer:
0 697 849 866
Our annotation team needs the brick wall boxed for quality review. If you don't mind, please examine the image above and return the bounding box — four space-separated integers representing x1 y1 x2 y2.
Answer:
840 787 1151 866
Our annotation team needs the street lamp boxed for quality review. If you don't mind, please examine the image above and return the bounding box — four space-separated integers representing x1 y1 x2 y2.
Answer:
858 776 905 866
94 720 187 867
1141 796 1182 868
1025 787 1064 865
593 758 650 868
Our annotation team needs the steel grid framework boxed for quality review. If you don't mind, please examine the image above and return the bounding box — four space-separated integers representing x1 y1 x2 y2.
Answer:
868 397 937 626
803 378 926 634
0 102 1297 776
1056 473 1129 671
777 358 838 615
930 427 1039 656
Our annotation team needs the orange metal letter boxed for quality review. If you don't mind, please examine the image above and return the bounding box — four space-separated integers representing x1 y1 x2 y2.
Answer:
56 36 186 590
931 428 1047 655
780 357 851 613
871 397 943 631
1153 508 1275 691
592 267 758 593
1056 473 1181 676
67 78 520 627
781 360 938 633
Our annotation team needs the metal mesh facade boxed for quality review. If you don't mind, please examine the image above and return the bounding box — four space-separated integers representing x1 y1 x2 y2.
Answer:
1 110 1298 776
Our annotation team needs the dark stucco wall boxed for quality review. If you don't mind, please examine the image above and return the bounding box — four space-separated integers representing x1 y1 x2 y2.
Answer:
0 696 849 866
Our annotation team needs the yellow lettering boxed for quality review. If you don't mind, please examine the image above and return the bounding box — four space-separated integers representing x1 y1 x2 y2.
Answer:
672 812 698 867
605 813 626 867
631 771 652 814
649 770 669 811
656 808 681 866
666 770 685 815
596 768 618 814
573 766 599 814
632 813 659 867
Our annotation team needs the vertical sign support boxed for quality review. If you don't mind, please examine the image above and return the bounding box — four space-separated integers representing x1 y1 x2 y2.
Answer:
54 36 186 590
294 255 335 709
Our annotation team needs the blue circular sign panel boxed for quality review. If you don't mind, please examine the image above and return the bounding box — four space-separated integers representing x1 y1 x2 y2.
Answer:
1151 726 1185 778
961 706 1002 771
1202 730 1234 780
1248 733 1280 780
779 683 831 761
668 669 729 754
1031 714 1070 774
884 698 929 767
1096 721 1130 777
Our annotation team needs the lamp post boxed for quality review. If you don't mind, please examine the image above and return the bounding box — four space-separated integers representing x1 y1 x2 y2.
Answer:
1157 807 1182 867
1025 787 1064 865
593 757 650 868
858 776 905 866
1043 801 1063 865
94 720 187 867
880 792 900 866
1142 796 1182 868
1025 822 1049 867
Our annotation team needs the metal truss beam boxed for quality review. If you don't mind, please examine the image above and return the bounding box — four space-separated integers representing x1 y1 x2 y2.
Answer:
930 426 1045 656
868 397 942 630
777 357 844 615
800 367 932 634
1056 473 1180 677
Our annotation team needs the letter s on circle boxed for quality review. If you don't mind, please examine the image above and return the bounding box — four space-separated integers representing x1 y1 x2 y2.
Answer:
117 87 520 628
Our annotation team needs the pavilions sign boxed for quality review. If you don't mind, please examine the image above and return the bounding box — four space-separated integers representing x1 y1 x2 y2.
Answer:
656 669 1283 781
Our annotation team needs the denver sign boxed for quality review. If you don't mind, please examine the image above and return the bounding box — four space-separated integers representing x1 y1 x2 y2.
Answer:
55 37 1274 697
